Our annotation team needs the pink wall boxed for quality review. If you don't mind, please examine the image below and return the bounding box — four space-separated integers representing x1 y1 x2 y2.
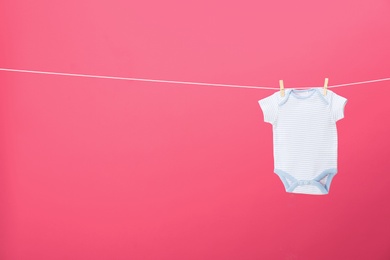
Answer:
1 0 390 259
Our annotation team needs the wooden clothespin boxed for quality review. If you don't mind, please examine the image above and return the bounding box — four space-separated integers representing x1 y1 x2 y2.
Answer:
323 78 329 96
279 80 284 97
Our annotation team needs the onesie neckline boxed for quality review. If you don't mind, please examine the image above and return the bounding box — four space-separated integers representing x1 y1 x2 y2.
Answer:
290 88 318 99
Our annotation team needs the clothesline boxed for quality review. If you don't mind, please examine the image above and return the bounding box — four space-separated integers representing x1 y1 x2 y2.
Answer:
0 68 389 90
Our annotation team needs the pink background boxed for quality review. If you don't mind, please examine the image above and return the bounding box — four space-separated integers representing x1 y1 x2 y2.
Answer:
1 0 390 259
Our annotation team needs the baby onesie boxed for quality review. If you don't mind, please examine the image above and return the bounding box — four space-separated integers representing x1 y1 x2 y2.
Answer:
259 88 347 195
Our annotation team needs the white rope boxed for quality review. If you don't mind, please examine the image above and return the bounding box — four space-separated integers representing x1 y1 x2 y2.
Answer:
327 78 390 88
1 68 389 90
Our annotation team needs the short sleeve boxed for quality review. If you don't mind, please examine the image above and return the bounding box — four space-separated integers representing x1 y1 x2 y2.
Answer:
330 91 347 122
258 92 279 124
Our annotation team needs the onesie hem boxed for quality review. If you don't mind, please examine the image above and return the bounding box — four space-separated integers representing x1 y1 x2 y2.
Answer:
274 168 337 195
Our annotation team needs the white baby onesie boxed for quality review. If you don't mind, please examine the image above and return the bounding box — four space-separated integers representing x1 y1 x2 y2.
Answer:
259 88 347 195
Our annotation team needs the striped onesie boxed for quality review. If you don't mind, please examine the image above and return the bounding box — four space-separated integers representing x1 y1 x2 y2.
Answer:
259 88 347 195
